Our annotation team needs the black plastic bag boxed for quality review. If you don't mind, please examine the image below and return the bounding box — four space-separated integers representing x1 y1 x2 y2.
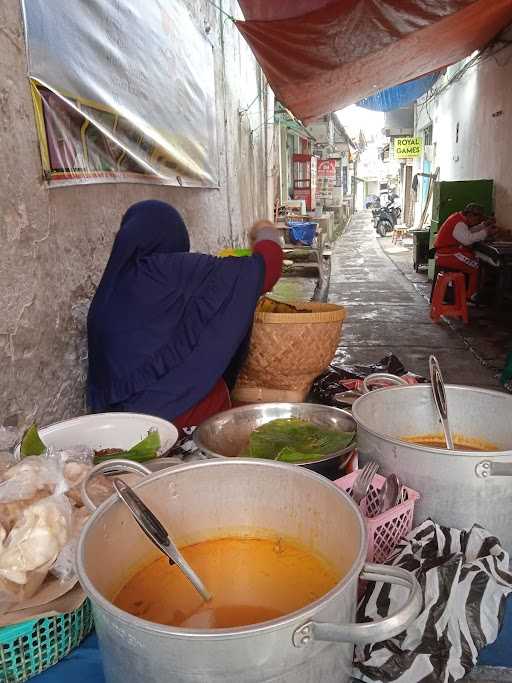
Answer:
309 354 423 406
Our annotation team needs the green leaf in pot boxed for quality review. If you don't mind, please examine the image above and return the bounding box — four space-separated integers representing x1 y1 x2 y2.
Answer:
275 447 326 463
20 423 46 457
242 418 355 461
93 429 161 464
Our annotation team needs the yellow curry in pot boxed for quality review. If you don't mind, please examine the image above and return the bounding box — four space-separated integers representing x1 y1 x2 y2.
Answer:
113 536 341 629
402 434 498 451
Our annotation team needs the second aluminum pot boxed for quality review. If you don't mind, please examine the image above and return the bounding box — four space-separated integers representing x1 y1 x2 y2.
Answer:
77 459 420 683
353 384 512 551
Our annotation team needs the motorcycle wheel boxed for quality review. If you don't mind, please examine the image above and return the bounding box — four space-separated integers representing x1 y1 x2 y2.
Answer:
377 220 392 237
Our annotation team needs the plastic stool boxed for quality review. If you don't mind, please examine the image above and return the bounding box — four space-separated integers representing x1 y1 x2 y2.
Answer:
429 263 461 303
392 226 408 244
430 271 469 323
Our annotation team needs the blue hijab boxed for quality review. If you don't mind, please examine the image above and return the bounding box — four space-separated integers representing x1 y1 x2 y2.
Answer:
87 200 264 419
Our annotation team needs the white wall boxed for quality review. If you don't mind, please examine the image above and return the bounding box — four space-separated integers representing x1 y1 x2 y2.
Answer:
366 180 379 196
0 0 275 427
415 45 512 227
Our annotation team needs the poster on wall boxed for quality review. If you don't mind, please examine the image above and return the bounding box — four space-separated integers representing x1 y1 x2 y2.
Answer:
21 0 218 187
316 159 336 201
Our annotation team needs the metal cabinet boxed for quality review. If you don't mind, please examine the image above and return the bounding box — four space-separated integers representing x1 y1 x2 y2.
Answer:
427 179 494 278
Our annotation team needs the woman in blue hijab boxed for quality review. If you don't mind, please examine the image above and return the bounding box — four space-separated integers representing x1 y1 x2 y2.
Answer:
87 200 283 428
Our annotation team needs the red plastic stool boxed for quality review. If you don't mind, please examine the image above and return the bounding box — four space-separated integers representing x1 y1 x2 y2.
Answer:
430 271 469 323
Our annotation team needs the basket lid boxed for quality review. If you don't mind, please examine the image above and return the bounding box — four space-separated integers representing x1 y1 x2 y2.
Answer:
255 301 346 324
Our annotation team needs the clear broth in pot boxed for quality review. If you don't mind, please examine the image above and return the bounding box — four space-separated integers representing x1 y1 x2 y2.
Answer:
113 536 341 629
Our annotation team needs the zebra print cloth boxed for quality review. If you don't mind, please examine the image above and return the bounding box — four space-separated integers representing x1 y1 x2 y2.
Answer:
353 521 512 682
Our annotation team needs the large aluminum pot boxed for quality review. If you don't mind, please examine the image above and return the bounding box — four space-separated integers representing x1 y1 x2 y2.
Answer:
353 384 512 550
193 403 356 475
77 460 420 683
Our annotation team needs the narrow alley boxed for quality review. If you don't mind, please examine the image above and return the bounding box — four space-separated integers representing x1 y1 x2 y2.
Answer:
330 211 500 387
4 2 512 683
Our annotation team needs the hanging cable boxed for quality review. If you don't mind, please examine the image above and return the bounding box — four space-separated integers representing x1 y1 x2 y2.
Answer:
419 34 512 110
250 115 275 136
205 0 235 21
239 93 260 115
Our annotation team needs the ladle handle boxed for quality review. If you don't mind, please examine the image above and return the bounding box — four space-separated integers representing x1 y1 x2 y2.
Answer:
429 355 454 450
112 478 169 545
112 479 212 603
293 563 422 647
81 459 152 513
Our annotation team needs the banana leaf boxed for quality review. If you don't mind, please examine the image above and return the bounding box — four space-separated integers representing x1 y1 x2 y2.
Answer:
20 423 46 457
243 418 354 461
93 429 161 464
275 447 326 463
19 422 161 464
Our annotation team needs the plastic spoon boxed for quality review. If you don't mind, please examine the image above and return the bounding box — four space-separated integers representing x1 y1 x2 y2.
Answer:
429 355 455 451
112 478 212 602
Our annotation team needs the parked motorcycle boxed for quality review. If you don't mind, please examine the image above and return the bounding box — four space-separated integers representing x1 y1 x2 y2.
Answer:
374 197 401 237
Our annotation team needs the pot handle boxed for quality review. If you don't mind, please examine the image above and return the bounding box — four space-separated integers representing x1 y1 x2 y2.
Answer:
292 562 422 647
362 373 409 394
475 460 512 478
81 459 153 513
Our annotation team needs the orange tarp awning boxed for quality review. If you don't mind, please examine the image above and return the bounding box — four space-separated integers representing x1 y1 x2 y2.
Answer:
236 0 512 122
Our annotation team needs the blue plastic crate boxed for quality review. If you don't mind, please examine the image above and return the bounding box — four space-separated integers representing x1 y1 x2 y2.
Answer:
287 221 317 246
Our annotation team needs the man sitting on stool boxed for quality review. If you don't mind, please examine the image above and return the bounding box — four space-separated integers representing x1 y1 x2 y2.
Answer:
434 203 497 301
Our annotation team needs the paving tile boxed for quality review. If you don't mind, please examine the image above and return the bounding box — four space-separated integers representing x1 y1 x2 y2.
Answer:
340 321 466 349
341 302 433 324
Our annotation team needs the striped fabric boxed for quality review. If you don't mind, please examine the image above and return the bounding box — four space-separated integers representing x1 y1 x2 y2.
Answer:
354 521 512 682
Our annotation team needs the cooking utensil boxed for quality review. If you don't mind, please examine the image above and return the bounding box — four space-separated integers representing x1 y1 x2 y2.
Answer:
78 460 421 683
193 403 356 475
352 384 512 552
377 480 387 514
378 474 401 514
351 461 379 504
333 390 361 406
429 355 454 450
334 374 409 409
112 478 211 603
362 373 409 394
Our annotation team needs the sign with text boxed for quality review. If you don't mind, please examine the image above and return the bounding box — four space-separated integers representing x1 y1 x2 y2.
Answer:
394 137 423 159
317 159 336 200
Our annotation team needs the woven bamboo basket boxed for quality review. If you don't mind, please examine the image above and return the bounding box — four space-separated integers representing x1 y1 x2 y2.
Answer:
233 302 346 403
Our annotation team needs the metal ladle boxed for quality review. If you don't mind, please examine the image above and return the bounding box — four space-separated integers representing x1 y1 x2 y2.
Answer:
112 478 212 602
429 355 454 450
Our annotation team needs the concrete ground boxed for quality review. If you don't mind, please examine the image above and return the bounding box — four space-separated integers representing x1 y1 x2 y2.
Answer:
329 211 503 388
381 227 511 384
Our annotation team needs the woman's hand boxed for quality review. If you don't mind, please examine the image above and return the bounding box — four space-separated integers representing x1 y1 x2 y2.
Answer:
248 220 282 247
